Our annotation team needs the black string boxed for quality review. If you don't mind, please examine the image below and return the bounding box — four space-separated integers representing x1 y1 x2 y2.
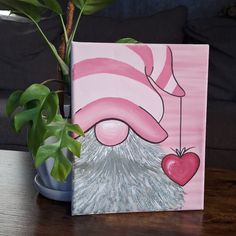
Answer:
179 97 183 151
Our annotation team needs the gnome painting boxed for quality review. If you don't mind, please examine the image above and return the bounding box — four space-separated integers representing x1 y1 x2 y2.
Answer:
71 42 209 215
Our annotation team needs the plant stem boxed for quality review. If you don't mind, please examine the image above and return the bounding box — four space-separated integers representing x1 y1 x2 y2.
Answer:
58 1 75 61
27 14 69 79
59 14 68 44
55 90 65 94
65 4 84 65
57 1 76 117
41 79 67 86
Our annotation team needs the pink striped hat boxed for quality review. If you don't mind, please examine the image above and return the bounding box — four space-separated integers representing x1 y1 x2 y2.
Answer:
72 43 185 146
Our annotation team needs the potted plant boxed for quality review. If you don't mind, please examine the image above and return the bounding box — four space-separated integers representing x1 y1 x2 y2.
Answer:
1 0 136 201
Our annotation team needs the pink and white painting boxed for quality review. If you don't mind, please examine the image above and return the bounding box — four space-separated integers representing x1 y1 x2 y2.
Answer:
71 42 209 215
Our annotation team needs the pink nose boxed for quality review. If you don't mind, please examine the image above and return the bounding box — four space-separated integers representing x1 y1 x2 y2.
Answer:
95 120 129 146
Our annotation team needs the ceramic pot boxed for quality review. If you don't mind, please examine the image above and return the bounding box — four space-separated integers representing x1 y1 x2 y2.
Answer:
33 142 72 202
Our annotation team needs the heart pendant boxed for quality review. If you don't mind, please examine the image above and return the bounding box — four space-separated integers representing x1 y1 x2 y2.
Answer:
161 152 200 186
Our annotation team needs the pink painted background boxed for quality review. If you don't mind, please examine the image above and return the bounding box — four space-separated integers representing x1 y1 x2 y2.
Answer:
158 45 209 210
71 42 209 210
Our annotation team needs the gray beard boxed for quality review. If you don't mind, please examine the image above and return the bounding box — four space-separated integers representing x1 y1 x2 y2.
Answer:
72 128 184 215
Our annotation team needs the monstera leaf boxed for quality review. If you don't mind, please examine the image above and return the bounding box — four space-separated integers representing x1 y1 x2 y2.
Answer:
6 84 84 181
6 90 24 117
6 84 59 155
73 0 114 15
35 114 84 181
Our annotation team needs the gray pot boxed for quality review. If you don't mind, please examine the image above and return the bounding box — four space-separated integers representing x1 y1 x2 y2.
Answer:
33 143 72 202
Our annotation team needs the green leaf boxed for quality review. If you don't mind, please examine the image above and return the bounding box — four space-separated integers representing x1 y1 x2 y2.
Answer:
41 92 59 123
62 135 81 157
40 0 62 14
20 84 50 106
34 143 58 167
66 122 85 137
28 92 59 154
6 83 83 181
5 90 23 116
35 143 72 182
34 114 83 181
0 0 43 8
14 0 43 7
51 151 72 182
20 85 59 124
49 42 69 77
116 37 140 44
0 0 45 22
14 108 37 132
7 84 59 155
73 0 114 15
45 114 84 138
28 117 46 155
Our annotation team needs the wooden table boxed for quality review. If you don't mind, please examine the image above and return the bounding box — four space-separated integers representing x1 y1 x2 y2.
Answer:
0 150 235 235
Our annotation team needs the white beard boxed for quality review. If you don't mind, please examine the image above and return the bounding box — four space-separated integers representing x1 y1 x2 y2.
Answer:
72 128 184 215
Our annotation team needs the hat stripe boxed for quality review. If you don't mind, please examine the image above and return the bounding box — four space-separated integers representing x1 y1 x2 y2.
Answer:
126 44 154 75
72 74 164 123
127 45 185 97
73 58 152 89
154 47 185 97
72 45 185 97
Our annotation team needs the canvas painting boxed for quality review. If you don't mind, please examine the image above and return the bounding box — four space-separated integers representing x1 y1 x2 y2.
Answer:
71 42 209 215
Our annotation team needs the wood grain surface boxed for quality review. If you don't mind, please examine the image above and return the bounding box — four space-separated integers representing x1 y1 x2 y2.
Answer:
0 150 235 236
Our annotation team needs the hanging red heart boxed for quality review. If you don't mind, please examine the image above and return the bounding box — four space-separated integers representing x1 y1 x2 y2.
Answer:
161 151 200 186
